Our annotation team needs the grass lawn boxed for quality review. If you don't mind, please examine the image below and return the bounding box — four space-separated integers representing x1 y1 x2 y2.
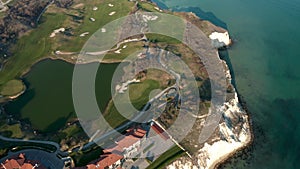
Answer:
103 42 144 62
147 33 181 44
0 13 66 95
102 79 160 129
102 67 174 128
147 145 186 169
0 80 25 96
56 0 135 52
138 1 161 12
0 123 23 138
129 79 160 110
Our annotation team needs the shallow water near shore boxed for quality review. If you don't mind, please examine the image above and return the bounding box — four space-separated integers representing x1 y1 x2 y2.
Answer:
153 0 300 168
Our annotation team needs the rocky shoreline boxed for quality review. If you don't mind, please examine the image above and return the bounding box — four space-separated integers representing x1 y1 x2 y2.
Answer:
165 39 252 169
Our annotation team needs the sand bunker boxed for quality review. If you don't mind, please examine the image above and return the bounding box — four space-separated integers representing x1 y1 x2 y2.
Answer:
80 32 89 37
109 11 116 16
50 28 65 38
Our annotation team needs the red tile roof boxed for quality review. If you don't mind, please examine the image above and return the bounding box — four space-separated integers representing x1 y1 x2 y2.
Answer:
2 159 20 169
104 127 147 153
0 153 46 169
75 127 147 169
151 123 169 140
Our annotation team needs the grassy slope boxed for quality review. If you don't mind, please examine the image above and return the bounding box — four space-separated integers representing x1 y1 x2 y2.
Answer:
0 79 25 96
147 145 186 169
56 0 135 52
103 67 174 129
103 79 160 128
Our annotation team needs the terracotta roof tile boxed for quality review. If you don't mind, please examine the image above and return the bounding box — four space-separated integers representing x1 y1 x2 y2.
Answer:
151 123 169 140
1 153 46 169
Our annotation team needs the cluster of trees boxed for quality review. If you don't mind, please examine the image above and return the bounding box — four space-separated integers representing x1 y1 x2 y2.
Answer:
55 0 73 8
0 0 52 58
0 0 73 59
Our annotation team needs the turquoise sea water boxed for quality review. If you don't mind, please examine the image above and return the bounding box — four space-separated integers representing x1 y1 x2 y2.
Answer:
153 0 300 168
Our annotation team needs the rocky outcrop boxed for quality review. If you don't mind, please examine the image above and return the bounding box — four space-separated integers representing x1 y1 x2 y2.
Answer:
209 31 231 48
167 85 251 169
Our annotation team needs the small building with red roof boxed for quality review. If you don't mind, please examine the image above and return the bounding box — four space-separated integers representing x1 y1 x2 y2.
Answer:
151 123 169 140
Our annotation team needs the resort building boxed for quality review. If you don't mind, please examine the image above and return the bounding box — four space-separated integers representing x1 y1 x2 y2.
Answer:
76 127 147 169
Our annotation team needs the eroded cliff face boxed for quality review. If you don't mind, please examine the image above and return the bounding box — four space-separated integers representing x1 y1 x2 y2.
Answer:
166 42 251 169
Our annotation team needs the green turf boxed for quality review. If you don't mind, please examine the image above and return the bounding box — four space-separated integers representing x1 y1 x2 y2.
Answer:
0 13 66 95
147 145 185 169
103 79 160 128
56 0 135 52
0 123 23 138
0 79 25 96
147 33 182 44
103 102 128 129
138 1 160 12
103 42 144 62
129 79 160 110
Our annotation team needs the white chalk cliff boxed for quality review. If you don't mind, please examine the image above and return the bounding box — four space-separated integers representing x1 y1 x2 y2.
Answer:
166 33 251 169
209 31 231 48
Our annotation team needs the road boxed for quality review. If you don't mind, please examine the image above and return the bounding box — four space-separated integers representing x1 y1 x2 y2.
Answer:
0 135 61 153
0 149 65 169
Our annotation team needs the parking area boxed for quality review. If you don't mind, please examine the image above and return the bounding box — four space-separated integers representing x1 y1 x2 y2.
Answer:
0 149 64 169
